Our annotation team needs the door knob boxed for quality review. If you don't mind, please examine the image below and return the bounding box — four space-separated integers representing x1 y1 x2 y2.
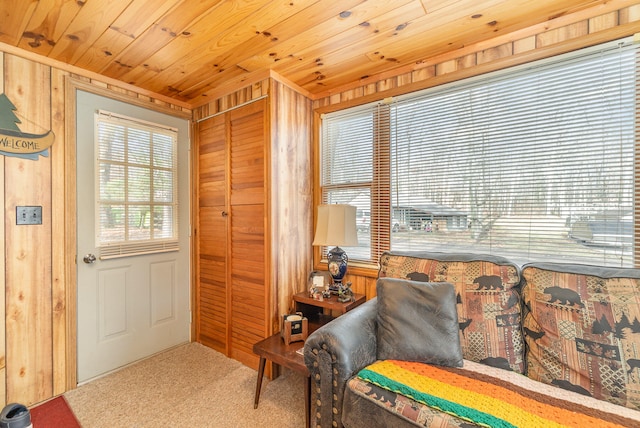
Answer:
83 254 97 264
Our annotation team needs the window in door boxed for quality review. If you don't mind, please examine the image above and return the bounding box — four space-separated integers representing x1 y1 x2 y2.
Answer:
95 110 179 258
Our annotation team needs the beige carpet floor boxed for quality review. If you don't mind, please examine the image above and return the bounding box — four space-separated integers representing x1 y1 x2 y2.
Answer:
64 342 305 427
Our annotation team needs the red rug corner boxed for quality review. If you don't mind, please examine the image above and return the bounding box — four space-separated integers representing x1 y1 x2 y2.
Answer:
29 396 81 428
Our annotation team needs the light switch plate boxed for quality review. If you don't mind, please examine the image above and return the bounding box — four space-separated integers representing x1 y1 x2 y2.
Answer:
16 206 42 225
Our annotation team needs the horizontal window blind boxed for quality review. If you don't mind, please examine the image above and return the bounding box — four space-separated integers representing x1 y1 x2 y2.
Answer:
320 103 392 263
320 107 373 261
96 111 179 258
320 38 637 268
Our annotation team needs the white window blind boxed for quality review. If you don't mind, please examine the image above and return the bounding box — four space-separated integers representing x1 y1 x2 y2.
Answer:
320 104 392 263
95 111 179 258
320 38 637 268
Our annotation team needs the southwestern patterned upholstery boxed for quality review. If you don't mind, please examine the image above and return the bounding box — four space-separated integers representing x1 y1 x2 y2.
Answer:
304 252 640 428
379 251 524 373
522 263 640 410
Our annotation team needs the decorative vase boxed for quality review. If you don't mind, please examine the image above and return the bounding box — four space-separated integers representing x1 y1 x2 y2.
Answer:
327 246 348 291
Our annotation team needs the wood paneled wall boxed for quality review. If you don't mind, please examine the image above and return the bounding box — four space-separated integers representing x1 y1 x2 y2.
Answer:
3 53 54 406
0 49 189 407
269 80 313 321
312 2 640 301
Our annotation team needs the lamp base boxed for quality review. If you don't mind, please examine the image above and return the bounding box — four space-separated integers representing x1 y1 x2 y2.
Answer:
327 246 348 293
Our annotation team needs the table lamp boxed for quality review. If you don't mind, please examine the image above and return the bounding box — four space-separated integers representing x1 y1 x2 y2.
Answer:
312 204 358 293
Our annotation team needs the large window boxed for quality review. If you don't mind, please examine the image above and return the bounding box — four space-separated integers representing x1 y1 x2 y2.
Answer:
95 110 179 258
319 38 637 268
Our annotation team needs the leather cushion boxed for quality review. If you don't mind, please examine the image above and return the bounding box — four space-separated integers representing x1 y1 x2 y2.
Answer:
379 251 524 373
376 277 463 367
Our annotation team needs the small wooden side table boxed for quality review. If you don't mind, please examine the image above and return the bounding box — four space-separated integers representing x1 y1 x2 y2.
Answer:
252 335 310 427
253 290 366 428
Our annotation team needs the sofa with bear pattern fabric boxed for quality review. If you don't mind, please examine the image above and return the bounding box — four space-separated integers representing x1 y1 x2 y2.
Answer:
303 251 640 427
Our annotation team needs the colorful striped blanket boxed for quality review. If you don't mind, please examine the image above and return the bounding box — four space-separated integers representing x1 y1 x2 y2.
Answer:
356 360 638 428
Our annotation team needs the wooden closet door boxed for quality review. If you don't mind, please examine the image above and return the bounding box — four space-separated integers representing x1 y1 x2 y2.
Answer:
228 99 268 368
196 114 228 353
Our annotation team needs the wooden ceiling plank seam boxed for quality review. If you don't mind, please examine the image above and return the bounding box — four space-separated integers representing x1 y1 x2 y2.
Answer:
73 29 142 73
296 30 492 92
99 0 228 79
283 2 427 73
206 0 371 76
268 0 456 86
175 66 254 100
135 0 320 95
210 0 374 72
268 0 484 79
0 0 39 45
235 0 418 74
184 2 426 99
279 0 625 93
179 0 415 100
73 0 183 72
119 0 277 85
106 0 181 39
16 0 84 57
420 0 455 14
286 30 502 90
274 0 546 81
419 0 429 14
46 0 135 64
309 0 640 98
119 0 277 86
359 0 616 66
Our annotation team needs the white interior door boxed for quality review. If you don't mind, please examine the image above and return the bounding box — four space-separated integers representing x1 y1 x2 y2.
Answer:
75 90 190 383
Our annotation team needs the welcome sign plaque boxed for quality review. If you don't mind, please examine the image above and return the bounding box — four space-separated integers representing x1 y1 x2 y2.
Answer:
0 93 54 160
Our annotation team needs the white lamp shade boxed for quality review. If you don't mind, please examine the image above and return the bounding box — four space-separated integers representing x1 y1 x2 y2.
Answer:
312 204 358 247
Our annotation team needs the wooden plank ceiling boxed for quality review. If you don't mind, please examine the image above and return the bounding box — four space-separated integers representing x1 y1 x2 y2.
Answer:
0 0 617 105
